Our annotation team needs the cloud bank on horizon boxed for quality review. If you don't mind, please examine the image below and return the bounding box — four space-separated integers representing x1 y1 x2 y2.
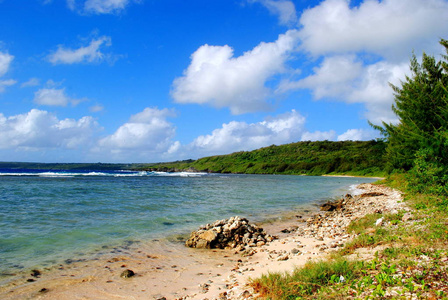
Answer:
0 0 447 163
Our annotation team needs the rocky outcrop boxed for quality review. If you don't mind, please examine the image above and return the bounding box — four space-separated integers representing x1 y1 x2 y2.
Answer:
185 216 275 249
320 193 352 212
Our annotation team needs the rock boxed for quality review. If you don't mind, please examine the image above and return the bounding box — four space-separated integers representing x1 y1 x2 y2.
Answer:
402 212 413 222
120 269 135 278
375 218 383 227
199 283 210 293
277 254 289 261
290 248 301 254
320 199 345 211
31 269 41 278
185 216 274 249
242 248 256 257
359 192 386 198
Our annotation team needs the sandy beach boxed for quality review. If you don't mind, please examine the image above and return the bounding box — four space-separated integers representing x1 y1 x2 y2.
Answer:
0 183 404 300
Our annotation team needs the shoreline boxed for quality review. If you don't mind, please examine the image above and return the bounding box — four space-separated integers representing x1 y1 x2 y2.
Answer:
0 182 404 300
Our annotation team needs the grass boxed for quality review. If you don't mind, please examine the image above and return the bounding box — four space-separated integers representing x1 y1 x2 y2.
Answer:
249 174 448 299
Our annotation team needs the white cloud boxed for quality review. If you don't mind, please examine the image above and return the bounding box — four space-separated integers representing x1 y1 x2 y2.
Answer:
33 88 70 106
67 0 134 14
95 108 179 160
349 60 409 124
301 130 336 141
67 0 76 10
21 78 40 88
47 36 112 65
0 109 99 150
250 0 297 25
89 104 104 112
186 110 306 156
279 55 409 124
171 30 300 114
337 129 377 141
279 55 364 99
0 51 13 77
298 0 448 60
0 51 15 93
0 79 17 93
33 88 85 107
84 0 129 14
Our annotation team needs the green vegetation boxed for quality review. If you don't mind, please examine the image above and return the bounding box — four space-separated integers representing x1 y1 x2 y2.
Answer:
249 39 448 299
371 39 448 196
1 140 385 177
143 140 387 176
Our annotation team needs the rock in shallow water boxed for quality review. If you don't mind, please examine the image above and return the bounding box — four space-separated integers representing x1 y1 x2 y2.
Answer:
185 216 274 249
120 269 135 278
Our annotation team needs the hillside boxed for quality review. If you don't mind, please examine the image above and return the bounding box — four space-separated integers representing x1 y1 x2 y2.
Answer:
143 140 387 176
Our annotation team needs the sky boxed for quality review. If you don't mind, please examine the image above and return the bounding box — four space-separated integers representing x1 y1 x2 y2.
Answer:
0 0 447 163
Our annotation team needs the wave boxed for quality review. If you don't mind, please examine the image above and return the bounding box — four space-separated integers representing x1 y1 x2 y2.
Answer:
348 184 365 195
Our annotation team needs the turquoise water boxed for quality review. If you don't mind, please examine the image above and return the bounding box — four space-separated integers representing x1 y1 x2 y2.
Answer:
0 171 376 273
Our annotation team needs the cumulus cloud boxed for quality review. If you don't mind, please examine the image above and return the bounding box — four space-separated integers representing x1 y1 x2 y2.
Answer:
186 110 306 156
0 51 16 93
21 78 40 88
0 79 16 93
277 0 448 125
337 129 377 141
33 88 81 107
0 109 100 150
279 55 409 124
0 51 14 77
84 0 129 14
89 104 104 112
171 30 300 114
67 0 135 14
47 36 112 65
249 0 298 25
279 55 364 99
301 130 336 142
298 0 448 60
95 107 179 160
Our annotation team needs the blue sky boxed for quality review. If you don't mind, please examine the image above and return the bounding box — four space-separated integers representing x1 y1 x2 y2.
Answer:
0 0 447 163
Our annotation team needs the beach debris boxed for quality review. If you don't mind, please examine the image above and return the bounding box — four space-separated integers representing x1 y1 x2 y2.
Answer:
185 216 275 249
39 288 49 293
120 269 135 278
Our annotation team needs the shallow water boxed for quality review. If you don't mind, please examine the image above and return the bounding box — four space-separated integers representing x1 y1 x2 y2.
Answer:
0 171 376 274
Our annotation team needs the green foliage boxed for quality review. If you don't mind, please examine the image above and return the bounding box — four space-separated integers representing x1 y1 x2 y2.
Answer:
406 148 448 195
250 258 362 299
372 38 448 196
146 140 387 176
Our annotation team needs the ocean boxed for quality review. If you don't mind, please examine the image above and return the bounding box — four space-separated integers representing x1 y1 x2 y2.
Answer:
0 170 376 277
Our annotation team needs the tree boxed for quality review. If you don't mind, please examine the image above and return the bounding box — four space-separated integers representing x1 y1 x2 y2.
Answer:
372 39 448 194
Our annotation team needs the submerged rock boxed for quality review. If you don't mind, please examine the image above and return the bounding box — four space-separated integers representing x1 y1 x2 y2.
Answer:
185 216 274 249
120 269 135 278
